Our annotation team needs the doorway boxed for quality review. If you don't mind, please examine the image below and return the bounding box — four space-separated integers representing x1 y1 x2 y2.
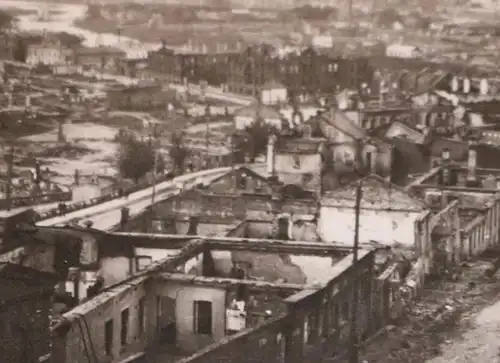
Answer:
157 296 177 345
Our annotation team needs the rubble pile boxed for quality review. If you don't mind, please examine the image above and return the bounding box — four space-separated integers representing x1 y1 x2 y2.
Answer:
359 260 500 363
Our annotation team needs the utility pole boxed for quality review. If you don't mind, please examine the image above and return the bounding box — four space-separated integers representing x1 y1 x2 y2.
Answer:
149 130 158 226
348 179 363 363
348 0 353 32
4 145 14 211
200 80 209 168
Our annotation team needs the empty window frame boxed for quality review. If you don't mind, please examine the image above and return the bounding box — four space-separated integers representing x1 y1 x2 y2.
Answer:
193 300 212 335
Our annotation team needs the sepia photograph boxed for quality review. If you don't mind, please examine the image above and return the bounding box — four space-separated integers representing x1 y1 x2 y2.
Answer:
0 0 499 362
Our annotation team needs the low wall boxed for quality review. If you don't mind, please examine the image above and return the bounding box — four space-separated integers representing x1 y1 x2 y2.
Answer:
0 191 71 209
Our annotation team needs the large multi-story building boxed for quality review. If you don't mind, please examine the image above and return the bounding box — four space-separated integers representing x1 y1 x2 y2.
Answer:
148 43 375 98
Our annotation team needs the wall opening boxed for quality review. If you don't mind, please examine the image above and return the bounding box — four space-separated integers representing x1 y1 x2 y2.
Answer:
193 300 212 336
138 297 145 336
120 308 129 346
104 319 113 356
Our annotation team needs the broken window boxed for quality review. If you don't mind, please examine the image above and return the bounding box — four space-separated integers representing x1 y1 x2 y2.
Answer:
104 319 113 355
193 300 212 335
120 308 129 346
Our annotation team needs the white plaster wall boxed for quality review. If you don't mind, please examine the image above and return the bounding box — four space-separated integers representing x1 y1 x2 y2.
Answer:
160 282 227 353
318 207 420 247
234 116 254 130
262 88 287 105
288 255 339 286
72 185 103 203
275 154 321 174
134 248 180 263
100 257 131 286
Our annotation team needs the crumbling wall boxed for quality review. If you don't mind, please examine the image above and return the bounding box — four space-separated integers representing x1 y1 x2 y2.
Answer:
52 276 154 363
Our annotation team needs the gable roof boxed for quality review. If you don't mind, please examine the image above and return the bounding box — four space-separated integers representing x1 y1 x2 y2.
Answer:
319 108 366 140
321 174 426 211
204 166 272 189
390 136 430 174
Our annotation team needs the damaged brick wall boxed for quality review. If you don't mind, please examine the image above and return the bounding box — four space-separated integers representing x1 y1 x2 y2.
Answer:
52 276 154 363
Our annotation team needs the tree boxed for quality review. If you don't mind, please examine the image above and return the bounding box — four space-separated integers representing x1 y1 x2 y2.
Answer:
86 4 102 19
169 131 189 174
117 138 155 183
54 32 84 49
0 10 16 32
156 153 166 174
243 121 279 162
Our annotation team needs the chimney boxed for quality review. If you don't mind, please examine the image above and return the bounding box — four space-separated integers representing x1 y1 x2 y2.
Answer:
25 95 31 108
120 207 130 230
463 77 470 94
466 143 478 186
451 76 459 92
74 169 80 185
66 267 80 301
267 134 277 177
480 78 489 96
4 145 13 211
187 216 199 235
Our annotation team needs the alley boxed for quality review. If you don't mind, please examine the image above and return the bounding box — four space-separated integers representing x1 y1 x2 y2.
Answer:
426 300 500 363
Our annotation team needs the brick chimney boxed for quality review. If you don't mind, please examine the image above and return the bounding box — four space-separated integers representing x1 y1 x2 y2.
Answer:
267 134 277 177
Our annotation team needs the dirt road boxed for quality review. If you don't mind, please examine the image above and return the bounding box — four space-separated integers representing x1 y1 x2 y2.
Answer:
358 260 500 363
426 299 500 363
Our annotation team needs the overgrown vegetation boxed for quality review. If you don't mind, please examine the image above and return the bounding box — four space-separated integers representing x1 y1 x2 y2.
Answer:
117 137 155 183
169 131 189 174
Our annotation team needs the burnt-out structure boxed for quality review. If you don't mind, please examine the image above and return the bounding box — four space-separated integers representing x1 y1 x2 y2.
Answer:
50 230 401 363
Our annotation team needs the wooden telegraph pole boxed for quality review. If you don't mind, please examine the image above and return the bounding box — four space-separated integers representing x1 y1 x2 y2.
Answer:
348 179 363 363
4 145 14 211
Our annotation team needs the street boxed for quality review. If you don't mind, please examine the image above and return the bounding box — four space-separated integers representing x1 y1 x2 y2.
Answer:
359 260 500 363
426 300 500 363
